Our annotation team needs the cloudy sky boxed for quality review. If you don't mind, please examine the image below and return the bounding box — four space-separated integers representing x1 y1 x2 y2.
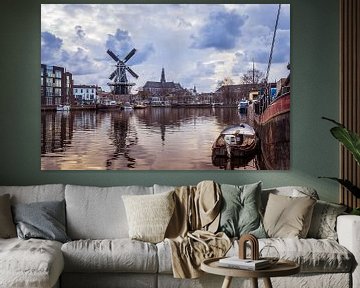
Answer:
41 4 290 93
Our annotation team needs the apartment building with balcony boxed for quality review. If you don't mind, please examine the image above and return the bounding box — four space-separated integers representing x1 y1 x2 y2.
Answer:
41 64 74 109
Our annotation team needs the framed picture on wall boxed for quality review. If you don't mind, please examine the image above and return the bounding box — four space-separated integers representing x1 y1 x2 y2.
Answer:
40 4 290 170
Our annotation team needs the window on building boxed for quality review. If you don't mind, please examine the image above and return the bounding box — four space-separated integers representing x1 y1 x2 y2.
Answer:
46 78 53 87
46 97 52 105
54 88 61 96
55 70 62 79
54 79 61 87
46 87 53 97
46 66 53 77
55 97 62 105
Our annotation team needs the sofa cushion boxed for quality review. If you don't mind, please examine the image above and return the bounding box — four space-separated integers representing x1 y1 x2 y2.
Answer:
307 200 347 240
157 237 353 274
218 182 266 238
0 238 64 288
263 238 353 273
0 194 16 238
12 200 70 243
0 184 65 204
261 186 319 213
122 191 175 243
226 238 354 274
65 185 153 239
156 240 173 274
263 193 316 238
61 239 158 273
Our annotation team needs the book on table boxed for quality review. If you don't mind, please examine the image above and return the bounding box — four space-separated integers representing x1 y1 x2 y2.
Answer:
218 257 271 270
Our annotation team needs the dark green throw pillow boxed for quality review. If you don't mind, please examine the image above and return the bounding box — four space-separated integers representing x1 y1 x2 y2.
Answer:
12 200 70 243
218 182 266 238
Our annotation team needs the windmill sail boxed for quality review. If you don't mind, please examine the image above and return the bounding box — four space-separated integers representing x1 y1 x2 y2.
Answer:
109 70 117 80
124 48 137 63
107 49 120 62
126 67 139 79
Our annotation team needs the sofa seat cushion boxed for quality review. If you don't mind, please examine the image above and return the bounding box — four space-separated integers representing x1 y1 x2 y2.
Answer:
157 238 354 274
61 239 158 273
228 238 354 273
0 238 64 288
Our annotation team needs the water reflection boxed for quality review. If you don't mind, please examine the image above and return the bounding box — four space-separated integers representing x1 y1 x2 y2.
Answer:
41 108 259 170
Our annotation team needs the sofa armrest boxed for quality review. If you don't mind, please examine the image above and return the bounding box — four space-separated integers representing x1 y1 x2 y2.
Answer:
337 215 360 288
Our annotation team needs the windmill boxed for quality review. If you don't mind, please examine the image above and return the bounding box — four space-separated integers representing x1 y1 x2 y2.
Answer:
107 48 139 95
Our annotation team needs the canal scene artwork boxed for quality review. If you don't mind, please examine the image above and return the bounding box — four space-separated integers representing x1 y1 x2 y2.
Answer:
41 4 290 170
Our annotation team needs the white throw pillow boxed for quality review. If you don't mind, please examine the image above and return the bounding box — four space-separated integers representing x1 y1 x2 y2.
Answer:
122 191 175 243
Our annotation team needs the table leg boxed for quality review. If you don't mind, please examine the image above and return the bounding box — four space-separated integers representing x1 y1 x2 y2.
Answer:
221 276 233 288
263 277 273 288
251 278 258 288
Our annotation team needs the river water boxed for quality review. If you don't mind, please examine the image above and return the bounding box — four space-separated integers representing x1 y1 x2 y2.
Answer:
41 107 260 170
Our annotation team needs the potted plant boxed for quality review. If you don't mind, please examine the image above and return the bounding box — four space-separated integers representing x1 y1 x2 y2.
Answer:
320 117 360 215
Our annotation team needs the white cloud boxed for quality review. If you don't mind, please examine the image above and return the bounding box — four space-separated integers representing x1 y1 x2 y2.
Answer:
41 4 290 93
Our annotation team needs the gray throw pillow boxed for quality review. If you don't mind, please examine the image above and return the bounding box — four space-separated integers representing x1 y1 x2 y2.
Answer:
307 200 347 240
218 182 266 238
12 200 70 243
0 194 17 238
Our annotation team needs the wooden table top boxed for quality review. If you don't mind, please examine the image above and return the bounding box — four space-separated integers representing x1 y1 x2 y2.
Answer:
201 257 300 278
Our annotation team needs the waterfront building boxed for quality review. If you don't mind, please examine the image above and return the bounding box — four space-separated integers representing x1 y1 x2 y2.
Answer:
41 64 74 108
73 85 98 105
216 83 263 104
142 68 184 97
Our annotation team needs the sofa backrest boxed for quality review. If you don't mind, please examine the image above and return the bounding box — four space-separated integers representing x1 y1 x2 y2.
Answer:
153 184 176 194
0 184 65 204
65 184 154 240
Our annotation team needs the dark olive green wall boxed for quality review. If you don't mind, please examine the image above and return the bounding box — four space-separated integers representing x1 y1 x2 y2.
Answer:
0 0 340 202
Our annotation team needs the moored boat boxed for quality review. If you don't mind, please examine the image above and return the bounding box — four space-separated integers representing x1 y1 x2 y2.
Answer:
212 123 258 158
96 101 121 110
211 102 224 108
255 76 290 170
133 102 148 109
122 102 133 110
238 100 249 113
56 104 70 111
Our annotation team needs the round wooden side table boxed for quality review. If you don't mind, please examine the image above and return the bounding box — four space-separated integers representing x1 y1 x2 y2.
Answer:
201 257 300 288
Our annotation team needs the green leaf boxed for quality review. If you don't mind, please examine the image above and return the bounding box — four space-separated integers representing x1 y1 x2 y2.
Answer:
351 208 360 215
330 127 360 165
319 177 360 198
322 117 360 165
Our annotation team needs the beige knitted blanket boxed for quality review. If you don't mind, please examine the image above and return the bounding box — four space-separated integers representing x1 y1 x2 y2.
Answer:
165 180 231 278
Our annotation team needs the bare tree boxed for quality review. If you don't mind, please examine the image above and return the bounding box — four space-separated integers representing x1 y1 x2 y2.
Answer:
217 77 234 88
241 69 265 84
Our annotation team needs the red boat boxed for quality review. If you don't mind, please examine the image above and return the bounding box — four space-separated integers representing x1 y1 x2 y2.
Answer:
255 77 290 170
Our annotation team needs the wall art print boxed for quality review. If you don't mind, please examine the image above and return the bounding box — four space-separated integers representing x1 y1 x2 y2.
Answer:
41 4 290 170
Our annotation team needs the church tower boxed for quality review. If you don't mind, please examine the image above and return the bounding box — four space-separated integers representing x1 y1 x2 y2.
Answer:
160 67 166 83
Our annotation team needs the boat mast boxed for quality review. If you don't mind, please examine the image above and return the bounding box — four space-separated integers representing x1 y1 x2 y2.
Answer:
265 4 281 84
